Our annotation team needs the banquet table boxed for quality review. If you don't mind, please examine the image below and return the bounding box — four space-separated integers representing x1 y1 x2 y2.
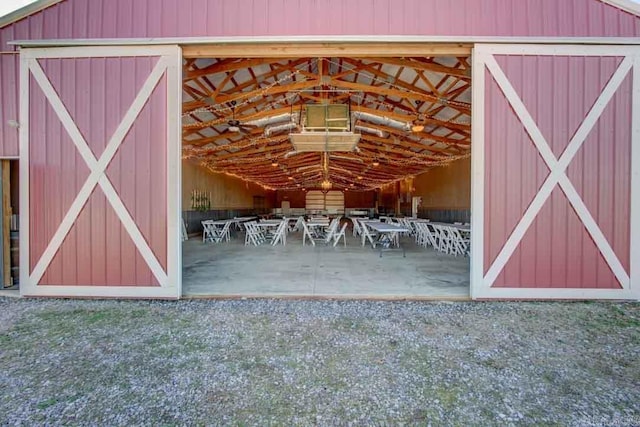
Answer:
365 222 410 257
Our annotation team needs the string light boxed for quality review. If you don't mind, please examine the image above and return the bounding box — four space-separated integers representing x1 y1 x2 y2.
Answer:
183 57 473 190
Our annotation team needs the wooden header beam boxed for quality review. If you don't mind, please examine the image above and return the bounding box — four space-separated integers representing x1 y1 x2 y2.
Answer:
183 43 472 59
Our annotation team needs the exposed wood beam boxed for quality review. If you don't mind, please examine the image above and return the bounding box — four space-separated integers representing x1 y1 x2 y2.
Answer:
182 43 472 59
367 57 471 80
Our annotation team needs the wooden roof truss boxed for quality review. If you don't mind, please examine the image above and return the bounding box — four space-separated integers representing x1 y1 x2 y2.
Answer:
182 56 471 190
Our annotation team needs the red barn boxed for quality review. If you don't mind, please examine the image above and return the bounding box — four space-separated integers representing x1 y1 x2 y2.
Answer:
0 0 638 300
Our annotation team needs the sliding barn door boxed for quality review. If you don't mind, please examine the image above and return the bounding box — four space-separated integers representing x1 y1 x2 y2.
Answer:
471 45 639 300
20 46 182 298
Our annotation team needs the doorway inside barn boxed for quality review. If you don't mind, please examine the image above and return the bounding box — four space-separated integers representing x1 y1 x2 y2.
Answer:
180 47 472 298
0 160 19 294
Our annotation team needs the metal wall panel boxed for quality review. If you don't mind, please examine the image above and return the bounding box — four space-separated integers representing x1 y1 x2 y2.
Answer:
0 55 19 156
483 54 631 289
28 55 167 287
1 0 639 52
0 0 638 158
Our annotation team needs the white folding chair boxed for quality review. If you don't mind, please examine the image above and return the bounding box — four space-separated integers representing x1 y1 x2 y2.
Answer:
360 222 378 248
324 218 340 244
181 217 189 241
270 220 288 246
414 222 429 247
202 220 217 243
301 220 317 246
244 221 265 246
332 222 348 247
291 216 305 233
448 226 470 257
210 221 231 243
425 223 441 250
436 225 454 254
351 217 361 237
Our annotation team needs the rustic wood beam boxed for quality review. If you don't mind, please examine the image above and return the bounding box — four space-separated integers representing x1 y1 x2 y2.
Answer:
182 43 472 59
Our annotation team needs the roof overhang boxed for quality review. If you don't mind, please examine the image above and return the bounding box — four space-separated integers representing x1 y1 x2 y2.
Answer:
0 0 65 29
599 0 640 17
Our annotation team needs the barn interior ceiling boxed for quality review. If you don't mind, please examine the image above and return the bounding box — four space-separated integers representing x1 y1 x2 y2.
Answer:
182 56 471 190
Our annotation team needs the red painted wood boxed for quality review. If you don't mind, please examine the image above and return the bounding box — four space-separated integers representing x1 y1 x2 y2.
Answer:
1 0 638 157
30 56 167 286
1 0 639 52
484 54 631 289
0 55 19 157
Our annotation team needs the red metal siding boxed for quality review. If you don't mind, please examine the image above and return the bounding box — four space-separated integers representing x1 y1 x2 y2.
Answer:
1 0 639 52
0 0 638 158
0 55 19 156
29 56 166 286
484 55 631 289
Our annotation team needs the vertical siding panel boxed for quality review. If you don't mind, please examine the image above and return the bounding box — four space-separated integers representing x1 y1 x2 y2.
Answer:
189 0 208 37
0 0 638 54
32 55 164 287
250 0 268 36
0 55 19 156
489 54 628 290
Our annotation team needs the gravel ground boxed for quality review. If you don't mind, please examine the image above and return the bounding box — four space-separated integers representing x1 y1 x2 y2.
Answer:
0 298 638 426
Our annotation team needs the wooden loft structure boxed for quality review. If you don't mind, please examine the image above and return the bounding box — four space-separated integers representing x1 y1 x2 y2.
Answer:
182 55 471 191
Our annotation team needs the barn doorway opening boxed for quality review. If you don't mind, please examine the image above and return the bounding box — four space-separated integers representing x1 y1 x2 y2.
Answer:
180 48 472 298
0 160 19 293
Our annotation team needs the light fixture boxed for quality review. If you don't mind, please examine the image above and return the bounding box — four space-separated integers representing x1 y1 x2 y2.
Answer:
320 179 333 190
288 176 294 180
357 176 363 180
411 115 426 133
350 183 355 187
372 160 380 167
271 161 279 167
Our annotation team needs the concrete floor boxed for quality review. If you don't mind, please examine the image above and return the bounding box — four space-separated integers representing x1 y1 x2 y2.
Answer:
182 232 470 299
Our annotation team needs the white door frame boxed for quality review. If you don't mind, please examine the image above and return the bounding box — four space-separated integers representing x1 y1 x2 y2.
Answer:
471 44 640 300
19 45 182 298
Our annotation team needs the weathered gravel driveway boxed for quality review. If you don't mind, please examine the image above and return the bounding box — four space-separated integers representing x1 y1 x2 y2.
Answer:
0 298 638 426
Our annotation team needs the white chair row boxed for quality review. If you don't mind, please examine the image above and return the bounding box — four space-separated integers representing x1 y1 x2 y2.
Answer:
202 220 231 243
302 218 347 247
414 222 470 256
244 220 288 246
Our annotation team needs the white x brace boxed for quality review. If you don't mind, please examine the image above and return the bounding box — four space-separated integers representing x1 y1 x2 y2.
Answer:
27 57 170 287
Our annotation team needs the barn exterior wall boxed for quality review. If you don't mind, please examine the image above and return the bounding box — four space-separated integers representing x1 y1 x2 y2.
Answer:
1 0 639 53
472 44 638 300
1 1 640 158
2 1 638 299
0 54 19 157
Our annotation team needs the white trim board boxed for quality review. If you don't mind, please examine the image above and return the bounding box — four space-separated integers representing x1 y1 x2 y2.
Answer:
19 45 182 299
471 43 640 301
469 48 486 300
599 0 640 16
9 36 640 48
631 52 640 300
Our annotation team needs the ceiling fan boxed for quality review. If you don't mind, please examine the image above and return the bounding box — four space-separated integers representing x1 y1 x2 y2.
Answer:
410 115 427 133
221 100 257 134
